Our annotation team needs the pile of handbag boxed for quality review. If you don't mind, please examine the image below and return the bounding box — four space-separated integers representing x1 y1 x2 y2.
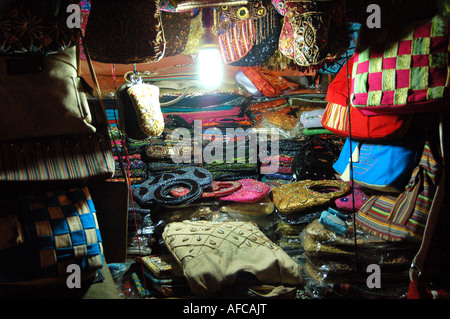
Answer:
0 0 116 289
298 10 449 297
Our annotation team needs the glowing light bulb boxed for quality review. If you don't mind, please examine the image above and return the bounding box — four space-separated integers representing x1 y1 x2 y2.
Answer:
198 47 224 88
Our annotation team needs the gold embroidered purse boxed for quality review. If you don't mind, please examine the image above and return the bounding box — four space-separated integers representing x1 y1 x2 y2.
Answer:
272 179 350 214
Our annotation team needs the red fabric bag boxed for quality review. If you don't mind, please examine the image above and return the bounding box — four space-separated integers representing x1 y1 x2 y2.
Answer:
321 57 412 140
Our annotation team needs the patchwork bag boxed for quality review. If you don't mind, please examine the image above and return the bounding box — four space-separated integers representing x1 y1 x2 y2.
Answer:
162 220 301 297
356 140 441 242
0 187 103 284
272 179 350 214
333 136 424 193
350 15 449 115
321 57 413 140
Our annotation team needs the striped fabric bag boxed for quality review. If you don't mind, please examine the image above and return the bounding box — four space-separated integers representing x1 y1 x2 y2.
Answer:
355 140 441 242
0 99 115 182
218 19 255 64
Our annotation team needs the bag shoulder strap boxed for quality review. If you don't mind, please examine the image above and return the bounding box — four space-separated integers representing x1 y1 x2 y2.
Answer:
410 113 446 281
78 30 128 184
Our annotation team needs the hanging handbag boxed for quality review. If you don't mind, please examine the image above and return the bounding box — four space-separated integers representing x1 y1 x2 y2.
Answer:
271 0 285 15
218 19 255 64
279 0 348 67
170 0 249 11
0 34 116 182
84 0 165 64
0 98 115 182
321 57 413 140
218 2 282 67
0 187 103 285
356 137 442 243
272 179 350 214
160 11 192 57
0 0 79 55
408 115 447 298
333 136 424 193
0 45 96 141
115 80 165 140
350 14 449 115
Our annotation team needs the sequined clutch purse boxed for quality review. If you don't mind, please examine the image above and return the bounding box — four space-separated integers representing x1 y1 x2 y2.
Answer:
116 82 164 140
272 179 350 214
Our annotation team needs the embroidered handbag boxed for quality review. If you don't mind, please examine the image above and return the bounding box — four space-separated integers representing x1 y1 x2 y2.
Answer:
279 0 348 67
333 136 424 193
0 187 103 284
221 2 282 67
162 220 301 297
170 0 248 11
356 140 442 242
115 81 165 140
160 11 192 57
133 166 213 207
219 179 270 202
84 0 165 64
335 182 371 211
271 0 285 15
321 57 413 140
291 135 342 181
0 0 78 55
0 45 96 141
350 15 449 115
272 179 350 214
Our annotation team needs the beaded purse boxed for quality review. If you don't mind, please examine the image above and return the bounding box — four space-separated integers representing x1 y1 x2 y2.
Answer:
272 179 350 214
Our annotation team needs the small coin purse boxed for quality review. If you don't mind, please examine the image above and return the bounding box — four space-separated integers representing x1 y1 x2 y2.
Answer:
272 179 350 214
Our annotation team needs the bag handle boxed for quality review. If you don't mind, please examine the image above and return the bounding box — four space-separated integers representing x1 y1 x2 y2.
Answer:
409 113 446 282
78 30 129 184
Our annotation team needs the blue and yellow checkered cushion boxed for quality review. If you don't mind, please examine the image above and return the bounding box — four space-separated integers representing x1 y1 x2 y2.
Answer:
0 187 103 282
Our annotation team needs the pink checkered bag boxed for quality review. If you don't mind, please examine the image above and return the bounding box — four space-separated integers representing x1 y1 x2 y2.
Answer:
351 15 449 115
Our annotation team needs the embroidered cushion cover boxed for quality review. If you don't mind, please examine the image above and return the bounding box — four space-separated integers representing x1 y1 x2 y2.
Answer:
351 15 449 115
